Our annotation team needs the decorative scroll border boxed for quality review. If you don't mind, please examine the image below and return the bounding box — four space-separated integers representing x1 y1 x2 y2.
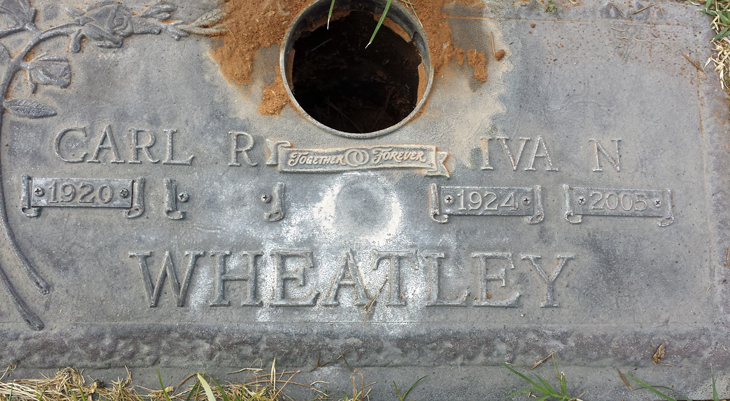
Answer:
266 139 450 177
563 184 674 227
428 184 544 224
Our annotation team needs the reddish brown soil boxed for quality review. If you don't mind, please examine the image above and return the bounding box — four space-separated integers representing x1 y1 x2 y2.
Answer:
212 0 490 115
257 67 290 115
466 49 487 82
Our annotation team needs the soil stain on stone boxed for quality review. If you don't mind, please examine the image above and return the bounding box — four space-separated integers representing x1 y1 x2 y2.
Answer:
212 0 492 118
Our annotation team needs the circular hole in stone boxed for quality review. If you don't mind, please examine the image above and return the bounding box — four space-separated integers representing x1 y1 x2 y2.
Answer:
281 0 433 138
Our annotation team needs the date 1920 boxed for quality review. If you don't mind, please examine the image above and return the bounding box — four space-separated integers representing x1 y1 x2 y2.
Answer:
30 178 134 209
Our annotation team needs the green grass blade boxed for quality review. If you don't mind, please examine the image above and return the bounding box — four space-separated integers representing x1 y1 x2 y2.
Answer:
714 27 730 41
719 11 730 25
535 396 550 401
9 383 13 401
366 0 392 48
624 372 678 401
327 0 335 29
400 375 427 400
653 386 694 401
78 386 87 401
393 381 401 400
185 382 200 401
211 378 230 401
534 374 557 395
552 353 568 396
502 363 549 394
66 385 78 401
158 370 173 401
197 374 217 401
713 366 718 401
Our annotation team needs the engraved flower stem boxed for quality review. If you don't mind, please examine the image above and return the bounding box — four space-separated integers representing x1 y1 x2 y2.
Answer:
0 266 42 330
0 26 26 40
0 22 80 330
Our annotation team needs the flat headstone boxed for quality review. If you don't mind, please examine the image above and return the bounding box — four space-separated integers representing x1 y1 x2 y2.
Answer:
0 0 726 399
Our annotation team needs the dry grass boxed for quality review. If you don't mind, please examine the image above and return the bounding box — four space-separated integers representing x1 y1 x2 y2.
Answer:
0 362 374 401
701 0 730 94
0 367 141 401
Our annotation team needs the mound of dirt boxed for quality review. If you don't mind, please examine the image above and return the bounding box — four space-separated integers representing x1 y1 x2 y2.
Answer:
212 0 490 116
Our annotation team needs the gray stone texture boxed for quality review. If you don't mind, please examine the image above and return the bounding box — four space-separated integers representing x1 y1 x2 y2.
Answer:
0 0 726 399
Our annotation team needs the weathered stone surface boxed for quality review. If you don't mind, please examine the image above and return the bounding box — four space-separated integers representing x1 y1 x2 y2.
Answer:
0 0 726 399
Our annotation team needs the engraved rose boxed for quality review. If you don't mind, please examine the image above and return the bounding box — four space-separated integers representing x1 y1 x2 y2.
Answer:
87 3 135 37
69 1 160 52
0 0 226 330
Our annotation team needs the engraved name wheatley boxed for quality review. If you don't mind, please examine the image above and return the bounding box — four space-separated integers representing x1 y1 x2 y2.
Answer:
128 248 575 309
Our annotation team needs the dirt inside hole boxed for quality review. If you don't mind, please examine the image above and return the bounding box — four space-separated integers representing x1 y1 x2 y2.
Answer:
290 12 421 133
213 0 491 118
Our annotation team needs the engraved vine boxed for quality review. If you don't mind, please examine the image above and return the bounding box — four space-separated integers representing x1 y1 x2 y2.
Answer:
0 0 225 330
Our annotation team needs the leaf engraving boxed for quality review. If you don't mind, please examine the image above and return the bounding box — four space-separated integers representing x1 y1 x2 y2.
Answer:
140 2 176 20
0 43 9 64
69 30 83 53
27 56 71 88
174 6 228 36
64 6 84 18
0 0 35 26
4 98 55 118
190 7 225 28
